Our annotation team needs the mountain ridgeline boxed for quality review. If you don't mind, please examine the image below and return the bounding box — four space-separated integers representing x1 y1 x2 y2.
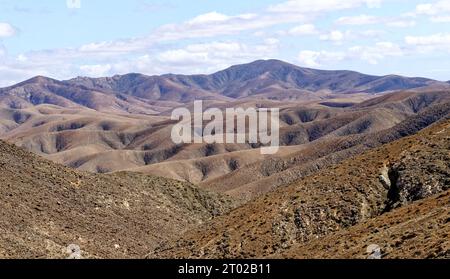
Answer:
0 60 446 112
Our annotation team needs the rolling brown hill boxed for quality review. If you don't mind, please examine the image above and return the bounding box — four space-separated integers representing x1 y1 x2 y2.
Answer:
202 91 450 199
1 87 448 190
0 139 237 259
150 119 449 259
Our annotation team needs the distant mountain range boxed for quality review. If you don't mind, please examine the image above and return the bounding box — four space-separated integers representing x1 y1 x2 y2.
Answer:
65 59 444 96
0 60 447 114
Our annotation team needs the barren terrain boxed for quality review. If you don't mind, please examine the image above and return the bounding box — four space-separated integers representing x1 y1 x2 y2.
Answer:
0 60 449 259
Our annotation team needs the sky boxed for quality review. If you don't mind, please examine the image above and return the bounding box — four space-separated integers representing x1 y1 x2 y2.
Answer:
0 0 450 86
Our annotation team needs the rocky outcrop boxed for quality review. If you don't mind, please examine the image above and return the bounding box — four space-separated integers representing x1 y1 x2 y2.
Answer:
384 130 450 211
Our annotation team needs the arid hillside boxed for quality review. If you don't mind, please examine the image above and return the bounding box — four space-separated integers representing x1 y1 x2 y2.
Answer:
0 140 237 259
202 93 450 199
1 88 448 190
150 119 449 259
273 190 449 259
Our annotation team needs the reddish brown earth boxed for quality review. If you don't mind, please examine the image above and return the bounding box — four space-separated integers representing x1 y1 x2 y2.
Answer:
0 139 237 259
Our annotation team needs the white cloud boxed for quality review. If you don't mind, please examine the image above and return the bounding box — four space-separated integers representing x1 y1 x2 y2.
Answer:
3 0 448 85
299 41 403 67
66 0 81 9
70 39 281 78
365 0 383 9
320 30 347 43
0 0 399 86
158 49 206 65
0 23 17 38
286 24 318 35
276 24 318 36
151 0 385 42
405 33 450 45
337 14 379 25
405 33 450 52
336 14 415 28
386 20 416 28
16 54 27 62
252 31 267 37
416 1 450 15
78 38 151 55
348 41 403 64
359 29 385 37
152 11 309 41
80 64 112 77
298 51 320 67
0 13 284 84
0 59 73 87
187 11 230 24
157 40 279 69
415 1 450 23
298 50 345 67
320 29 385 42
269 0 382 14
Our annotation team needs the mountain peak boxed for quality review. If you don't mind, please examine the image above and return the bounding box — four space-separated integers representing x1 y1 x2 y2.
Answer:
21 75 59 85
247 59 296 66
222 59 299 72
208 59 305 85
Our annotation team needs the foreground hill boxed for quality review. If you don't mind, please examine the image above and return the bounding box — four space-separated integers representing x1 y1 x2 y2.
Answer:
150 119 449 259
0 140 237 259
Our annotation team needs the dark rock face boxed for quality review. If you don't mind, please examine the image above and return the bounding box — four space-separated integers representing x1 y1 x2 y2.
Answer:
385 132 450 210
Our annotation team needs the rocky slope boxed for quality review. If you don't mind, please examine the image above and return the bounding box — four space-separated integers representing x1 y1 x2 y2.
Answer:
0 140 237 259
150 119 449 259
274 190 449 259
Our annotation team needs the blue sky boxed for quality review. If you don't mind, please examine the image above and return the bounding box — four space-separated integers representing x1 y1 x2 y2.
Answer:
0 0 450 86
